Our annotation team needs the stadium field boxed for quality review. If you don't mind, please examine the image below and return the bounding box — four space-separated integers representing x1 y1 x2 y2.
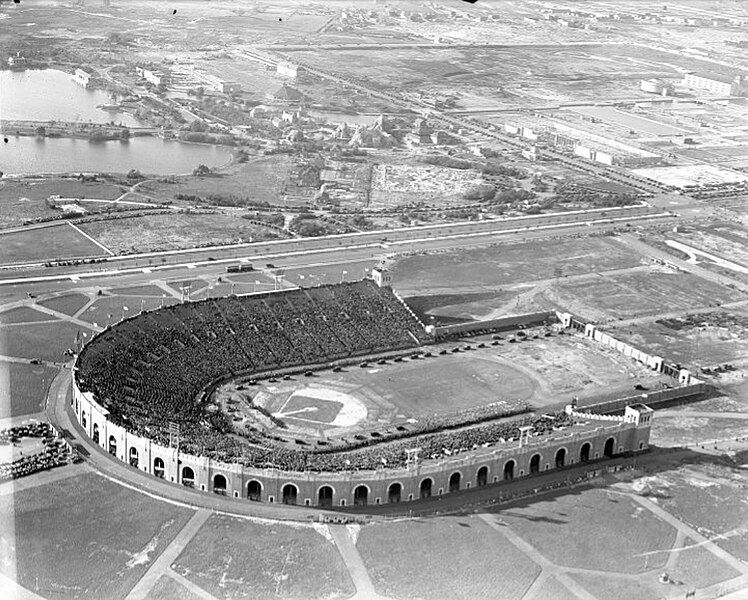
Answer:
0 224 107 266
0 360 58 418
36 293 91 317
172 514 354 600
237 334 671 436
0 471 194 600
357 517 540 600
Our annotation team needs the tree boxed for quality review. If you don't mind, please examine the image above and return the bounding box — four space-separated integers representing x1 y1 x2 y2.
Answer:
35 126 46 137
193 164 211 176
189 119 208 133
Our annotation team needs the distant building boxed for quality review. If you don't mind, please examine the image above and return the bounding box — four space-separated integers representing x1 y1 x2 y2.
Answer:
640 79 674 96
266 84 306 105
277 61 304 81
407 118 434 144
7 52 27 70
219 81 242 94
683 72 747 96
136 68 167 87
72 68 92 88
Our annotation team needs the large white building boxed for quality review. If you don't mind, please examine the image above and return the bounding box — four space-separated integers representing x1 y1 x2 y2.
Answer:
683 72 746 96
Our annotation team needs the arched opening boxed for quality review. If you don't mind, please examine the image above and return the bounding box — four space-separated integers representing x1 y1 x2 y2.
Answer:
555 448 566 468
530 454 541 474
247 480 262 502
388 482 402 504
353 485 368 507
92 423 99 444
213 474 227 495
182 466 195 488
449 472 461 493
604 437 615 458
129 447 139 468
81 411 87 428
318 486 333 507
503 460 515 481
477 466 488 487
419 478 432 500
282 483 298 505
580 442 591 463
153 457 165 479
108 435 117 456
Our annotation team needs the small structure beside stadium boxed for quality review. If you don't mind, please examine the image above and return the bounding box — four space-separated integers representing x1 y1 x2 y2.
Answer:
71 279 704 509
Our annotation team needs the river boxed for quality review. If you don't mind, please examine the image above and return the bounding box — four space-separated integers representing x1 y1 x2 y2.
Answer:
0 69 233 175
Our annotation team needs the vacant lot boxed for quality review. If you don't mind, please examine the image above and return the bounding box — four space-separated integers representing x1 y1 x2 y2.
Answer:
0 178 124 230
173 515 354 600
0 224 107 265
0 471 194 600
357 517 540 600
0 360 58 418
79 212 281 254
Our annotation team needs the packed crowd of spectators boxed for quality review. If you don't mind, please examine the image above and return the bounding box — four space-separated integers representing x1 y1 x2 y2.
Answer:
179 410 574 472
0 422 72 481
76 280 431 441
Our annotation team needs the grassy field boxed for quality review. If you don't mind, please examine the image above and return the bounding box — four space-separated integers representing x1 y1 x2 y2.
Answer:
76 295 177 325
139 156 296 207
0 178 124 230
556 270 743 321
668 544 741 589
651 415 748 449
569 573 662 600
357 517 540 600
109 284 169 297
148 575 204 600
0 471 194 600
36 293 91 316
0 307 58 325
530 577 578 600
392 237 642 299
493 488 676 573
0 360 58 418
79 213 282 255
173 515 354 600
0 224 108 266
0 321 87 362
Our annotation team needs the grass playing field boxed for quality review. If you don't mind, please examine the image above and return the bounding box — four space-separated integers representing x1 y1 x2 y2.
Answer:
0 321 88 362
0 360 58 418
147 575 203 600
357 517 540 600
0 471 194 600
173 514 354 600
0 224 108 266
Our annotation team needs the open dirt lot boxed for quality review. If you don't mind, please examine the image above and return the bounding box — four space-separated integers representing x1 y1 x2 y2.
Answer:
79 212 282 255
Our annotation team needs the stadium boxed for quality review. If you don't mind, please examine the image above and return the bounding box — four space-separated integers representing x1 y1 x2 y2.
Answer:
71 269 705 510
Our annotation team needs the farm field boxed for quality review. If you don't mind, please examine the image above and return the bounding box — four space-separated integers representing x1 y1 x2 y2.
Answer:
0 360 58 418
0 223 107 266
36 293 91 316
172 514 354 600
0 178 125 230
78 212 281 255
0 471 194 600
357 517 540 600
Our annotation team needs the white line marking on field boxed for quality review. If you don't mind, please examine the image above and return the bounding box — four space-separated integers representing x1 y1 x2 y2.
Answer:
67 221 115 256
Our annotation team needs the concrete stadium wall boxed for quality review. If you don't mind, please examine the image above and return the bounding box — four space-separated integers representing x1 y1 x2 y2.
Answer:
434 311 558 339
72 381 650 509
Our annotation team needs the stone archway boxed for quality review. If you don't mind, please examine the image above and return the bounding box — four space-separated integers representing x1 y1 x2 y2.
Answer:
388 482 402 504
604 437 615 458
449 472 461 493
353 485 368 507
555 448 566 468
318 485 333 507
153 457 165 479
108 435 117 456
530 454 541 474
182 466 195 487
282 483 298 505
580 442 591 462
503 460 515 481
247 480 262 502
476 466 488 487
213 473 227 495
419 478 432 499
